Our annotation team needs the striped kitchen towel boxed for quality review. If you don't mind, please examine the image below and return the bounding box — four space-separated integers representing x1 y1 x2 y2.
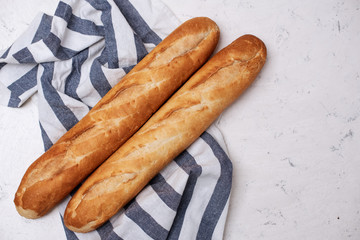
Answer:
0 0 233 239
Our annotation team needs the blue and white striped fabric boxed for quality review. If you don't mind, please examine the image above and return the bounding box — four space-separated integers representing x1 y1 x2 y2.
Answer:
0 0 233 239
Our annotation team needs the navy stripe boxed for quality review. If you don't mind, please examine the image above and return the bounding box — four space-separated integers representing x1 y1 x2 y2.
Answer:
96 220 120 240
175 150 202 176
39 122 53 151
1 46 11 58
123 64 135 74
55 1 104 36
0 46 11 69
85 0 107 10
86 0 119 68
113 0 162 45
89 57 112 97
65 48 89 101
125 201 168 240
7 65 38 107
106 231 124 240
0 62 6 70
40 62 79 131
12 48 36 63
43 32 78 60
150 174 182 211
68 14 105 36
196 132 233 240
54 1 72 21
133 33 148 63
101 10 119 68
167 151 202 240
60 214 79 240
32 14 53 43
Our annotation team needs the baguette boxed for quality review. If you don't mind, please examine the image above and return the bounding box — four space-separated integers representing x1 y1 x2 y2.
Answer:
14 17 220 219
64 34 267 232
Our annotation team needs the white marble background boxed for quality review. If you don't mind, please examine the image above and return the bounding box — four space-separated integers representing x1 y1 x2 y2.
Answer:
1 0 359 239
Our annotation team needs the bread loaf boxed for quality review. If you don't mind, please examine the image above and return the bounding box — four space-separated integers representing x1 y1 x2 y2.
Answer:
14 17 220 219
64 34 267 232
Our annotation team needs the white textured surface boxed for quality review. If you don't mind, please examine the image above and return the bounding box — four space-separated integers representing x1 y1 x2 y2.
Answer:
1 0 360 239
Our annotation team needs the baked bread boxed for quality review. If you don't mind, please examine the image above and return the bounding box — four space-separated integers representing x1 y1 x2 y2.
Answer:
64 34 267 232
14 17 220 219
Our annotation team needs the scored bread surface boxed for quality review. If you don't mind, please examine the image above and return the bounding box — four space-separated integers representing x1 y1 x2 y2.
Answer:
64 34 267 232
14 17 220 219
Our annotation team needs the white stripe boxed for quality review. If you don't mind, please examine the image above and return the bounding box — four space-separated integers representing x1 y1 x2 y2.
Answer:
57 195 71 215
101 65 126 88
0 48 6 57
177 138 222 240
136 185 176 231
66 0 104 26
129 0 180 40
52 60 90 121
49 15 67 42
17 86 37 105
28 40 61 63
206 124 230 155
108 0 138 68
109 208 125 227
0 63 36 86
37 99 67 144
0 55 18 65
37 64 68 143
75 40 104 108
60 28 102 52
212 198 230 240
4 13 44 63
51 16 102 52
0 82 11 105
58 91 90 122
144 43 156 54
75 228 101 240
160 161 188 195
52 59 97 121
112 214 153 240
52 60 72 93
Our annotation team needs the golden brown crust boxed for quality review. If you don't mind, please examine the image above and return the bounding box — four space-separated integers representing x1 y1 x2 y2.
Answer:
14 17 220 219
64 34 267 232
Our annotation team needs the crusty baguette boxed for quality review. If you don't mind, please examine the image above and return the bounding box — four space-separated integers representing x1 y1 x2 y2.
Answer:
14 17 220 219
64 34 267 232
